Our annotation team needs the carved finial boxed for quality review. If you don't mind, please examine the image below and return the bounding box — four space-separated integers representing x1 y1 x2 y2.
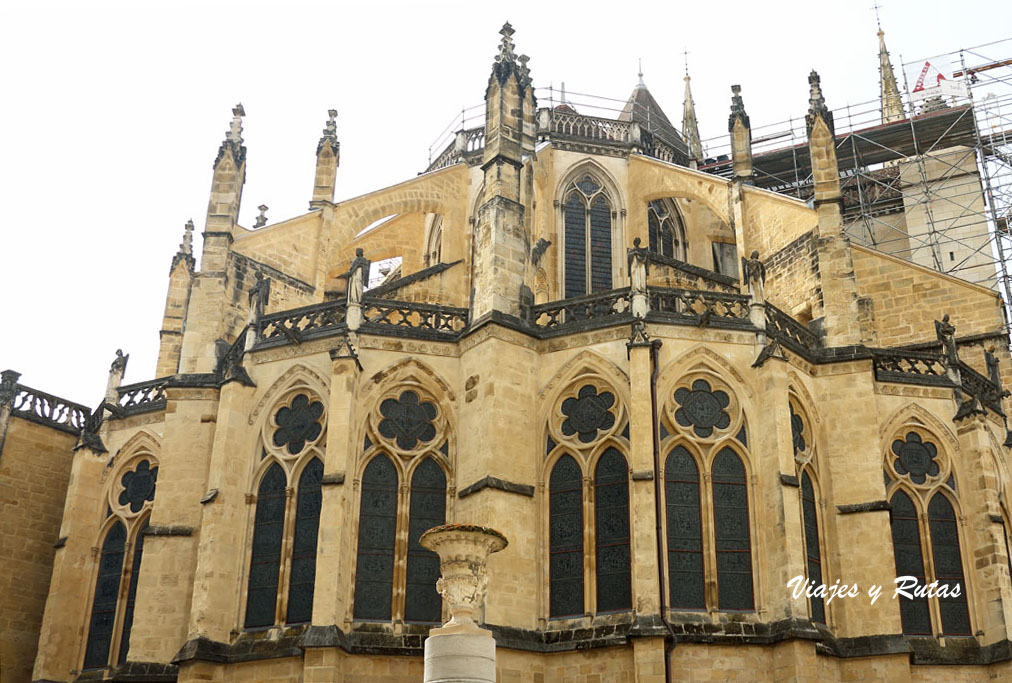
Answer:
227 103 245 144
683 48 690 75
254 205 268 229
180 219 194 255
518 54 531 88
638 58 644 86
560 82 567 105
496 22 516 64
806 70 834 135
872 0 883 29
728 84 750 133
324 109 338 140
0 369 21 407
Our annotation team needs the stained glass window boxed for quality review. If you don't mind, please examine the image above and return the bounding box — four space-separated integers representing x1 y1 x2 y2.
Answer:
890 490 931 635
928 494 971 635
665 447 704 609
800 471 825 624
647 200 684 259
273 394 324 455
116 518 148 665
405 459 447 623
594 448 630 612
354 455 398 620
244 463 286 628
549 455 584 617
286 458 323 624
560 385 616 443
378 391 437 450
563 177 612 298
712 449 753 610
83 522 126 669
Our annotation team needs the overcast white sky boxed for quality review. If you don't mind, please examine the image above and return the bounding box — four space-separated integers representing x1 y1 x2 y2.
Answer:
1 0 1010 405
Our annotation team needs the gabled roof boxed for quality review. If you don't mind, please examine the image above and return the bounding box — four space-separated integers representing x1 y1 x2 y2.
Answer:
619 82 689 155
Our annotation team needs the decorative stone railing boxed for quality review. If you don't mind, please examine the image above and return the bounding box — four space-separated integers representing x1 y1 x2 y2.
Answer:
956 360 1006 414
530 288 632 330
641 131 679 164
648 287 752 326
9 384 91 435
765 303 822 354
117 378 169 415
361 299 469 336
425 127 486 173
870 349 951 386
257 300 349 346
548 112 633 143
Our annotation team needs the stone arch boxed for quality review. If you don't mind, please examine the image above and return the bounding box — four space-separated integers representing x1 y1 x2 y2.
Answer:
555 158 625 212
113 429 161 461
657 344 754 404
539 349 629 402
248 363 330 426
631 157 731 226
879 403 959 455
363 357 456 405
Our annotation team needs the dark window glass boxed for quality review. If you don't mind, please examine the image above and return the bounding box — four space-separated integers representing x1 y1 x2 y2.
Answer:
928 493 971 635
589 196 612 292
550 455 584 617
564 194 587 299
801 471 825 624
648 211 660 254
665 447 705 609
117 518 148 665
711 449 754 610
286 458 323 624
1003 515 1012 592
890 490 932 635
354 454 398 620
83 522 127 669
405 459 447 623
245 463 287 628
594 448 630 612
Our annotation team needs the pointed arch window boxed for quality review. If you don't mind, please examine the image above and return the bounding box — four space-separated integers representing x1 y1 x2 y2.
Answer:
549 454 585 618
405 458 447 623
594 448 631 612
82 454 158 670
354 454 399 621
665 446 704 609
712 448 754 610
800 471 825 624
245 463 287 628
647 199 686 260
287 458 323 624
886 429 971 637
563 176 613 298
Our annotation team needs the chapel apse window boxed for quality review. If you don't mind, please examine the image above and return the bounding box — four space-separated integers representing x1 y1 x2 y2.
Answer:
927 493 970 635
83 522 127 669
665 446 705 609
405 458 447 623
648 199 686 260
800 471 825 624
889 489 932 635
354 454 399 621
286 458 324 624
245 463 287 628
711 448 754 610
594 448 631 612
563 176 613 298
549 454 585 618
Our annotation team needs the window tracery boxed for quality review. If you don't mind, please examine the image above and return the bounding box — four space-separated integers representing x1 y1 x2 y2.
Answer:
563 175 613 298
83 448 159 670
546 377 631 619
661 372 754 613
243 386 327 629
353 381 451 624
647 199 687 260
789 397 825 624
884 424 971 637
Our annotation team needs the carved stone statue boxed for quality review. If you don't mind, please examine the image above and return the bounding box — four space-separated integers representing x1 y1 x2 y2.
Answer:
110 349 129 376
935 314 958 364
347 248 371 306
248 271 271 322
742 249 766 303
628 238 649 295
986 345 1002 389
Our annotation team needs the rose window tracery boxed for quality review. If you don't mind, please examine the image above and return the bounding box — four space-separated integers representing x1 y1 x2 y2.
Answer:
378 390 438 450
674 379 731 438
272 394 324 455
891 432 940 485
560 385 616 443
790 404 806 454
118 459 158 513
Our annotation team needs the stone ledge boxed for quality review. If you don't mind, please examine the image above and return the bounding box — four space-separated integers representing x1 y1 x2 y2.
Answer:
143 525 194 537
458 475 535 499
321 472 346 486
836 500 890 514
779 473 800 487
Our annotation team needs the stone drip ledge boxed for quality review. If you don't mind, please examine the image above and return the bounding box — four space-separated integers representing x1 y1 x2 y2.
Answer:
457 475 535 499
70 660 177 682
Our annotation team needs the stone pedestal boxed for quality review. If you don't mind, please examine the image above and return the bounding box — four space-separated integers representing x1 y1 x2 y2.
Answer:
420 524 508 683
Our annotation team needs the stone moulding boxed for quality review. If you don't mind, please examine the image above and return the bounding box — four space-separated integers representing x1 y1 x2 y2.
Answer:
836 500 891 514
457 475 534 498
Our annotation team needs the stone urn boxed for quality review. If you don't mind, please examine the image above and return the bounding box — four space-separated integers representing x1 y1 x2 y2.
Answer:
419 523 508 634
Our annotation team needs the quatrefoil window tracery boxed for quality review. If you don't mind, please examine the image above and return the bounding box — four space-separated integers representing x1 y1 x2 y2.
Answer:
272 394 324 455
561 385 616 444
891 432 940 486
674 379 731 438
117 459 158 514
790 403 807 455
378 390 438 450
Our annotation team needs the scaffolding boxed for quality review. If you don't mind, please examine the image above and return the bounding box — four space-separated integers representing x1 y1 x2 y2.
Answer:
698 38 1012 325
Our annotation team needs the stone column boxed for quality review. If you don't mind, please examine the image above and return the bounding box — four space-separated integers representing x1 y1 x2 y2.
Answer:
420 524 508 683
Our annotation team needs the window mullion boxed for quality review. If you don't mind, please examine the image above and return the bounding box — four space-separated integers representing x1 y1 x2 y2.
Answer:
920 509 943 636
276 486 296 625
393 482 411 624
